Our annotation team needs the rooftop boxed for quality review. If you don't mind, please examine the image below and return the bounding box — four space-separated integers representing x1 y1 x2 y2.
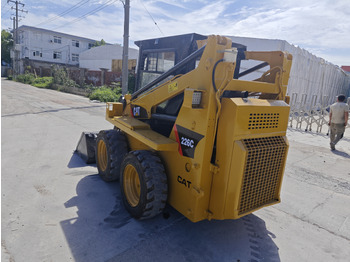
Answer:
18 25 97 43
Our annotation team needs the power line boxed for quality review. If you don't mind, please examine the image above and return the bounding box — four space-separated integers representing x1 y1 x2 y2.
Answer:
52 0 117 30
140 0 164 36
2 6 11 16
2 1 13 16
2 0 8 8
34 0 91 27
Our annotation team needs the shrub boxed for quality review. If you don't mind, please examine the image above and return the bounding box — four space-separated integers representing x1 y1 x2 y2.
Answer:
89 86 121 102
51 65 77 87
82 83 95 91
32 77 53 89
15 72 35 84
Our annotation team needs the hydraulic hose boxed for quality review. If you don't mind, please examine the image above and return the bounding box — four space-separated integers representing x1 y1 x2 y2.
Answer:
211 59 224 92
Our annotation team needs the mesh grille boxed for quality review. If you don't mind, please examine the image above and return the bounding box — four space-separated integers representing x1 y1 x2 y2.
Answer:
238 136 287 215
248 113 279 130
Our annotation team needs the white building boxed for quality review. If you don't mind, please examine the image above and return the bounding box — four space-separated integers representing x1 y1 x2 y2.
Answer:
17 25 97 73
79 44 139 71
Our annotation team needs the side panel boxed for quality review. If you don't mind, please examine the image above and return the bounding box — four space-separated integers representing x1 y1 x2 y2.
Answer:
158 81 218 222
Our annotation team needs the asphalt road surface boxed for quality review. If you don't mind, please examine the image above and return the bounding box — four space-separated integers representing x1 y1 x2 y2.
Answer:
2 79 350 262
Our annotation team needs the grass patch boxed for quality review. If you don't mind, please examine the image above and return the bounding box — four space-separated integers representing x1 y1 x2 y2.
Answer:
12 69 128 102
89 86 121 102
32 77 53 89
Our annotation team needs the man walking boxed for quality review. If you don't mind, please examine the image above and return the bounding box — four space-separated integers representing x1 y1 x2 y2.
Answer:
328 94 349 150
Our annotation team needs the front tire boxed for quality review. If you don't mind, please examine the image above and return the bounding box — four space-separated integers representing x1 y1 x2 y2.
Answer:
120 150 168 219
96 129 128 182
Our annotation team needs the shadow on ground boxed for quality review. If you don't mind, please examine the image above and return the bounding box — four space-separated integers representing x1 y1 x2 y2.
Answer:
331 150 350 159
60 174 280 262
67 152 97 169
288 127 330 138
288 126 350 143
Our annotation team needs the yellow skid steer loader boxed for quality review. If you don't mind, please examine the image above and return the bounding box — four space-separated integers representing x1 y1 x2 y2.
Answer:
91 34 292 222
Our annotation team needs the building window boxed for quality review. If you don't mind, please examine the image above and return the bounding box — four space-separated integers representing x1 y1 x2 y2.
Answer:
72 40 79 48
54 36 61 44
88 43 94 49
33 51 42 57
72 53 79 62
53 51 61 59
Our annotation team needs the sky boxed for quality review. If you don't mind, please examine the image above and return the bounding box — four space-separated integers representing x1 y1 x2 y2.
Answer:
1 0 349 67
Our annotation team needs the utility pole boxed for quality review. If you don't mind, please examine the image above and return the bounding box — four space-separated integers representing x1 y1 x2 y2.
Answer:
121 0 130 95
7 0 27 76
12 17 16 46
11 17 16 75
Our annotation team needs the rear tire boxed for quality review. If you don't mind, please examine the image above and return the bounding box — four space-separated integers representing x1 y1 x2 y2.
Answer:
96 129 128 182
120 150 168 219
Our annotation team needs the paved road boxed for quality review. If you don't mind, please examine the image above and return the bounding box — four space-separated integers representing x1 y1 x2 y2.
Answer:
2 79 350 262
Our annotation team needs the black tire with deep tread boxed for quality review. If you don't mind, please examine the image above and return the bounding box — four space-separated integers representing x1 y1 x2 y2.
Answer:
120 150 168 220
96 129 128 182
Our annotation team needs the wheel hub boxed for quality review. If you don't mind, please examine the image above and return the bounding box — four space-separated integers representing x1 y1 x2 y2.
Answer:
97 140 108 172
123 164 141 207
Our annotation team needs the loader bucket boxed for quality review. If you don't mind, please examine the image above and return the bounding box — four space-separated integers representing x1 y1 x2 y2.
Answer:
76 132 98 164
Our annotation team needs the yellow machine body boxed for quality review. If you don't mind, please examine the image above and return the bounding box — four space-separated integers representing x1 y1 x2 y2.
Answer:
105 35 292 222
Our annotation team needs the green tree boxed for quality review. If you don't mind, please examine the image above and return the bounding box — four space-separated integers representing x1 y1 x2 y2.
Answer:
93 39 106 47
1 30 13 64
51 65 76 87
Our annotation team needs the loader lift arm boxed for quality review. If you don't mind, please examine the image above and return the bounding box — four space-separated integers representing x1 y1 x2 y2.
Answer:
123 35 292 121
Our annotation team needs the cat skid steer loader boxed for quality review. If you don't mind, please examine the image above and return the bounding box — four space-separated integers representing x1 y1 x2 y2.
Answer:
94 34 292 222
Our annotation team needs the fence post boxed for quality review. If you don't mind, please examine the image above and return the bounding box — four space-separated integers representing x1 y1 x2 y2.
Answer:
100 68 108 86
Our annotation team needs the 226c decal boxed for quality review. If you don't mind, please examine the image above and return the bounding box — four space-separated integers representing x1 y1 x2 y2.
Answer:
173 125 204 158
181 137 194 148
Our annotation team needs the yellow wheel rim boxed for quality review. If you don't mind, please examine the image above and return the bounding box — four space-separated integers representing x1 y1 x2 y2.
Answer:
97 140 108 172
123 164 141 207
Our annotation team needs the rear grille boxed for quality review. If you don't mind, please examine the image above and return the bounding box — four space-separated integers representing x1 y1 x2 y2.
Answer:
248 113 279 130
238 136 287 215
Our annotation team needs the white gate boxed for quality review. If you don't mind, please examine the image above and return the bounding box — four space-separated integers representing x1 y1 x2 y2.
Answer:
289 93 331 134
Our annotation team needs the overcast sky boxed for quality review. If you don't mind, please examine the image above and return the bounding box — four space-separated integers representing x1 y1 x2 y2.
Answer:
1 0 349 66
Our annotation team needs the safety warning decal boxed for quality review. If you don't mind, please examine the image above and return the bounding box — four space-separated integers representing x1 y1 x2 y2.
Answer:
168 81 178 93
